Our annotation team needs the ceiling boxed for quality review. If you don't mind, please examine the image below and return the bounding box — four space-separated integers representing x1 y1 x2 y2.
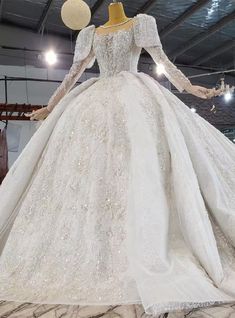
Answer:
0 0 234 71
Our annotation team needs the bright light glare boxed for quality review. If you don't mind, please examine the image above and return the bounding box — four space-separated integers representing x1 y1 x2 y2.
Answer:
156 63 165 75
224 92 232 102
45 50 57 65
207 0 220 16
191 107 196 113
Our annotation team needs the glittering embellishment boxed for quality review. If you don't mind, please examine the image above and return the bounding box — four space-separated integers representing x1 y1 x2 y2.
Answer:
0 75 141 305
94 27 141 78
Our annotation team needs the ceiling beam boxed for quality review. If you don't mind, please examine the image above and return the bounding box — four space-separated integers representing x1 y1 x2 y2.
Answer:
160 0 210 39
91 0 106 17
37 0 55 33
193 40 235 66
171 9 235 59
0 18 69 40
1 18 35 31
140 52 226 73
1 45 74 57
136 0 156 14
0 0 5 22
224 61 235 70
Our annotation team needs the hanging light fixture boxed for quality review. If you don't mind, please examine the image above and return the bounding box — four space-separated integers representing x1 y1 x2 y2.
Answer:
218 77 234 102
224 91 232 102
61 0 91 30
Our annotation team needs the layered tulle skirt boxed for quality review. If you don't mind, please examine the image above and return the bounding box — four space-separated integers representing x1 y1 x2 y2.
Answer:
0 72 235 315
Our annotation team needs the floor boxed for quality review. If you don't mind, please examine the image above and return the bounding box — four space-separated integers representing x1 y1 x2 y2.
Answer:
0 302 235 318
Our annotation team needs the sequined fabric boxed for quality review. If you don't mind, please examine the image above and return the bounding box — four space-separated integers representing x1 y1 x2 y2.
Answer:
93 28 140 77
0 13 235 317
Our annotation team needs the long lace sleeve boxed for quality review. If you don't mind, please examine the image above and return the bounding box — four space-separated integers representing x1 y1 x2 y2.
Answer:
47 25 96 112
134 14 191 93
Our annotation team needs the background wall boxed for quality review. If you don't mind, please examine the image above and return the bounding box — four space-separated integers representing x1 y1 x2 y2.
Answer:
0 64 95 166
0 64 95 105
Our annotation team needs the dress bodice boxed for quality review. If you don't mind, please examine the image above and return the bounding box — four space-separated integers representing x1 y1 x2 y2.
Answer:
93 26 142 78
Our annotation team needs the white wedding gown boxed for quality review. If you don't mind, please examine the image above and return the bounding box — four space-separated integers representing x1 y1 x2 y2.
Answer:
0 13 235 316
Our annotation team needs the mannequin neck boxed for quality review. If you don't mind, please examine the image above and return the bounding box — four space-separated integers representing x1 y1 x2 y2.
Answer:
107 2 128 25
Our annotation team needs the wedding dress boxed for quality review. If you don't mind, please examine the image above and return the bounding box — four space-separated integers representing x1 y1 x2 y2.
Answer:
0 13 235 316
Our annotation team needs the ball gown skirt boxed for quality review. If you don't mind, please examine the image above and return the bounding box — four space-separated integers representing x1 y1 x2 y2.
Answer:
0 13 234 317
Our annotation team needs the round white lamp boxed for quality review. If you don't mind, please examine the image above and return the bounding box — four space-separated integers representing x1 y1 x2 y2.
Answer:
61 0 91 30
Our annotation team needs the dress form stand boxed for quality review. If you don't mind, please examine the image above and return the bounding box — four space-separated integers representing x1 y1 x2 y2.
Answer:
96 1 134 35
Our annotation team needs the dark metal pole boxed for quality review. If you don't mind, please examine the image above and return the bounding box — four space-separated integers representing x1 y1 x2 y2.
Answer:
37 0 55 33
4 76 8 104
193 40 235 66
136 0 156 14
0 0 4 22
4 75 8 127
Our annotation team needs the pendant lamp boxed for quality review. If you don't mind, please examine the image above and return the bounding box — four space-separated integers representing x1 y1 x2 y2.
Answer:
61 0 91 30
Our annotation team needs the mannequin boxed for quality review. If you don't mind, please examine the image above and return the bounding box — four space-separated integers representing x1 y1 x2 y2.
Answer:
96 1 134 35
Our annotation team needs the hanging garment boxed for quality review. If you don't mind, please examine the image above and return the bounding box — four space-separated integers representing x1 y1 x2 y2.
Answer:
0 128 8 184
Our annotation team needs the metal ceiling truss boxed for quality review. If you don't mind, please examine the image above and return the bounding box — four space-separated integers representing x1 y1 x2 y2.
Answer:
0 0 4 22
136 0 156 14
160 0 210 38
1 18 35 31
37 0 55 33
1 0 56 35
171 9 235 59
193 40 235 66
0 19 70 40
224 61 235 70
91 0 106 16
